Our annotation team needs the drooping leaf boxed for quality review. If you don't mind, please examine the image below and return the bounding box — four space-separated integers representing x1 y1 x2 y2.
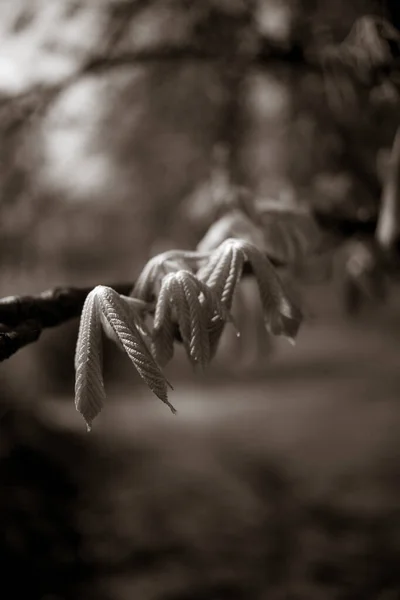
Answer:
167 274 192 356
241 239 303 342
198 240 245 309
74 288 106 430
132 249 208 301
152 275 176 367
198 238 302 343
195 277 233 325
119 295 153 339
100 295 152 351
197 275 236 360
177 271 210 368
196 243 227 283
163 272 208 368
153 270 231 368
97 285 176 414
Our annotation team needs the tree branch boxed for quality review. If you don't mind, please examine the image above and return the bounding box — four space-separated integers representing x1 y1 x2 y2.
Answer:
0 41 313 110
1 221 399 365
0 283 132 362
0 253 284 363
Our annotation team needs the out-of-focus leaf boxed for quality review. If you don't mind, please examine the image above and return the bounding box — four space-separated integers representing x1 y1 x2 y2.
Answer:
231 278 275 366
342 240 387 315
255 198 324 265
376 127 400 251
321 15 400 112
241 239 303 342
344 16 400 75
196 209 266 253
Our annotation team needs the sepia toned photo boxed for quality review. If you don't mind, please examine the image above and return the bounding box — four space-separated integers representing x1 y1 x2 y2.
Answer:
0 1 400 598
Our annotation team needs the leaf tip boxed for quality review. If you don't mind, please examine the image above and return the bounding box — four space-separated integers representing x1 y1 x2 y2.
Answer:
168 401 178 415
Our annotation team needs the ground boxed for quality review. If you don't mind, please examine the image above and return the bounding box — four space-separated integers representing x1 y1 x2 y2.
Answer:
25 284 400 599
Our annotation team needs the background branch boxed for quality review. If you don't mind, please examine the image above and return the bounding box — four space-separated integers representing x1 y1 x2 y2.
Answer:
2 23 397 134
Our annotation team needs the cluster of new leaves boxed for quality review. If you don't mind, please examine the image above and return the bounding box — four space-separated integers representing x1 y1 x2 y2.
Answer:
75 239 302 430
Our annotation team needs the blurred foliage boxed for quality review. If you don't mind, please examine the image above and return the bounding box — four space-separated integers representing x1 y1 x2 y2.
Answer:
0 0 399 392
0 0 398 266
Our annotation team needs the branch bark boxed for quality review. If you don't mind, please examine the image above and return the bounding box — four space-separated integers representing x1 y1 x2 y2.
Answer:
0 283 132 362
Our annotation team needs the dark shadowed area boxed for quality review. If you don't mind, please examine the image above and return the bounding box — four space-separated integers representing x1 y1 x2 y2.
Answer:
1 1 400 599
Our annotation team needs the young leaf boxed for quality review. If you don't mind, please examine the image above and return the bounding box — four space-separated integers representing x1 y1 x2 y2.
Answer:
196 243 226 283
196 243 243 358
152 318 176 367
152 276 176 366
177 271 210 368
119 295 153 339
195 277 233 325
154 270 230 368
131 254 167 302
100 295 152 351
200 242 244 309
168 272 212 367
240 240 303 342
193 275 235 359
132 250 209 301
74 288 106 431
97 286 176 414
167 274 192 356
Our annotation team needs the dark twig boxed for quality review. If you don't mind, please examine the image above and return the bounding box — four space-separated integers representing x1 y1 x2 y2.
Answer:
0 283 132 362
0 284 133 328
0 320 42 361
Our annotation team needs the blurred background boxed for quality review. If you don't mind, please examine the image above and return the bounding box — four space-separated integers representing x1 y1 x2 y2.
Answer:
1 0 400 598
